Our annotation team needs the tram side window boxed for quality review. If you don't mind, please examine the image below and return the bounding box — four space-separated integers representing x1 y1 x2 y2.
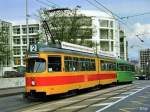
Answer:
90 59 96 71
48 56 61 72
118 64 129 71
101 60 115 71
64 56 96 72
65 57 74 72
118 64 124 71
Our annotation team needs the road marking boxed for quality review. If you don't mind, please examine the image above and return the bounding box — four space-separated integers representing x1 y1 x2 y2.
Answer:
60 105 87 110
110 96 126 99
96 86 150 112
130 101 144 105
119 108 131 112
87 98 106 101
132 89 140 91
92 102 113 107
119 107 136 112
121 92 134 94
55 99 80 104
138 96 148 98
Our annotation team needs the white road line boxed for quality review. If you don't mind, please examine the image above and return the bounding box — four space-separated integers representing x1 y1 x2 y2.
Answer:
92 103 113 107
61 105 87 110
87 98 106 101
96 86 150 112
110 96 126 99
55 100 80 104
121 92 135 94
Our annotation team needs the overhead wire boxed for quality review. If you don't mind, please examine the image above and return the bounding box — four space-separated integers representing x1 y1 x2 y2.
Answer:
121 12 150 19
85 0 145 43
85 0 130 28
45 0 60 8
35 0 53 7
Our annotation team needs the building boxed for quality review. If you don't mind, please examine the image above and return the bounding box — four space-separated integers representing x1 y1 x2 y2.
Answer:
11 10 127 68
79 10 127 60
140 49 150 76
12 23 40 68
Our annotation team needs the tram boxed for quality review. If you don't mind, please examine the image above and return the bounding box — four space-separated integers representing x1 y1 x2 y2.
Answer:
116 59 135 83
24 42 134 97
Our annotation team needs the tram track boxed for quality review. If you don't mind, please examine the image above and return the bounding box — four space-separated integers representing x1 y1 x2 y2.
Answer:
18 84 135 112
49 84 135 112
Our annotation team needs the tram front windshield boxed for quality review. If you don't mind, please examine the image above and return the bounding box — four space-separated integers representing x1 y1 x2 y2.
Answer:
26 58 46 73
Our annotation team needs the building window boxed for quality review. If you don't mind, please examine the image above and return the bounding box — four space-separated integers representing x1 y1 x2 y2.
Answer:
22 28 27 34
13 27 20 34
22 38 27 44
100 29 108 39
23 57 26 65
111 41 114 51
100 41 109 51
13 47 21 55
14 57 21 65
29 38 36 44
13 36 20 44
29 26 39 33
100 20 108 27
110 29 113 39
110 21 113 28
22 46 27 55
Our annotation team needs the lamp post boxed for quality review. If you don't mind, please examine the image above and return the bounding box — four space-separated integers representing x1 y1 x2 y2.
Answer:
26 0 29 50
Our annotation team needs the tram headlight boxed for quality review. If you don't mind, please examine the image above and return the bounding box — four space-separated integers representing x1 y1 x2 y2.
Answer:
31 80 36 86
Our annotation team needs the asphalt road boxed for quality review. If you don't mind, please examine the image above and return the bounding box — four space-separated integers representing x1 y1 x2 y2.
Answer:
101 81 150 112
0 80 149 112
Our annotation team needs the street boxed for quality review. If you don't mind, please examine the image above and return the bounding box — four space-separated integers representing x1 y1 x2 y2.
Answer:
0 80 150 112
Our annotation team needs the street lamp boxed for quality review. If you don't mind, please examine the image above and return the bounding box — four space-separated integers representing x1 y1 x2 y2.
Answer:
26 0 29 50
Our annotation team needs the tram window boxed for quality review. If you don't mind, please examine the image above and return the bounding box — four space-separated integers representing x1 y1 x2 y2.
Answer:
101 60 115 71
118 64 128 71
64 56 96 72
26 58 46 73
48 56 61 72
113 63 116 70
128 65 131 71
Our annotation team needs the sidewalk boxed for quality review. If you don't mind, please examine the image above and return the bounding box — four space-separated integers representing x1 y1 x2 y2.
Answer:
0 87 25 97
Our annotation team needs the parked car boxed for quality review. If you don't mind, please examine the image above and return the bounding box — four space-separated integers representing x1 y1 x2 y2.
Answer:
3 71 24 78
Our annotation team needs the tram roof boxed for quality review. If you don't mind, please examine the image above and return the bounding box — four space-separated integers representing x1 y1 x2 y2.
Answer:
38 47 116 60
39 47 97 57
116 59 129 64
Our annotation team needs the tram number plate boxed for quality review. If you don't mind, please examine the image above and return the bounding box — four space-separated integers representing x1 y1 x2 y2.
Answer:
29 44 38 52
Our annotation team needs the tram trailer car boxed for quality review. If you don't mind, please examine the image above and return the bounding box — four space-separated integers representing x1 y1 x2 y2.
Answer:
116 59 135 83
25 47 117 97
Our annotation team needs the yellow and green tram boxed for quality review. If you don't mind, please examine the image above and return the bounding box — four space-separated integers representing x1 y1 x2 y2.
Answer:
25 47 117 97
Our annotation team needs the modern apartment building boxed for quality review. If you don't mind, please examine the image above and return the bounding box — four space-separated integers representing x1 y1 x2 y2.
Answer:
12 24 39 68
79 10 127 59
140 49 150 75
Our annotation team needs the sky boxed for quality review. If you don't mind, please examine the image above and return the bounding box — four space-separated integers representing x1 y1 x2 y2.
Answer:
0 0 150 60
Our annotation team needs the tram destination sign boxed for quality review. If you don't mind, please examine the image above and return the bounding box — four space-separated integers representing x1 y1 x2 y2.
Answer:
61 42 95 54
29 44 39 53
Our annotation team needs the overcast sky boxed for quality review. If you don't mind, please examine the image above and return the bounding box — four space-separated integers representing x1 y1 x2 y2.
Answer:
0 0 150 60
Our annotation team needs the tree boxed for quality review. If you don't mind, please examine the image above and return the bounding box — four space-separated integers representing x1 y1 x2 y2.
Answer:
39 7 95 47
0 21 12 68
